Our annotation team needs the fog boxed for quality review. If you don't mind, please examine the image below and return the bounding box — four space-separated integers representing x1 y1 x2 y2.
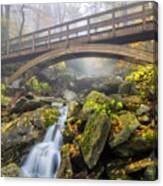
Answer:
66 57 117 78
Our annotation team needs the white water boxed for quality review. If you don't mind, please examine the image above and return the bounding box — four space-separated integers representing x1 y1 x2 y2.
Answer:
20 106 68 178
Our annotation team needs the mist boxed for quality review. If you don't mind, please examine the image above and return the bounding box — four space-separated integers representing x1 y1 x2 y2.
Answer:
66 57 117 78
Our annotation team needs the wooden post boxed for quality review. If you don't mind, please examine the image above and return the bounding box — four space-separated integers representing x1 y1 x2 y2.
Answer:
112 11 115 37
87 18 90 42
32 33 35 52
66 24 69 48
48 29 51 49
142 3 146 31
19 38 22 51
6 39 10 55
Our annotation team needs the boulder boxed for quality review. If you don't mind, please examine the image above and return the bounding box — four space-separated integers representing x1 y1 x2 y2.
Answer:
79 112 111 169
1 106 59 166
92 79 122 95
11 96 55 113
108 112 140 148
112 125 156 157
80 90 110 121
118 81 137 95
1 163 20 177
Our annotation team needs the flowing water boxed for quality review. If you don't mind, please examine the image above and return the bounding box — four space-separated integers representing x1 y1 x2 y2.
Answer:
20 105 68 178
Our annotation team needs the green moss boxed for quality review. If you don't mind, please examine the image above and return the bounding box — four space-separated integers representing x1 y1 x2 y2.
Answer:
1 94 11 107
2 106 60 134
26 76 51 93
1 83 11 107
2 163 20 177
125 64 157 98
113 125 156 157
81 91 125 120
109 112 140 148
116 101 123 110
40 107 60 127
80 112 111 169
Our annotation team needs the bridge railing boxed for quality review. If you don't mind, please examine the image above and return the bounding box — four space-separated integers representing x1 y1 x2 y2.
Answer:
1 1 157 56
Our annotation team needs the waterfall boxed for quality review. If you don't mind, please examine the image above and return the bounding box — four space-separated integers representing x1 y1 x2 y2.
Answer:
20 105 68 178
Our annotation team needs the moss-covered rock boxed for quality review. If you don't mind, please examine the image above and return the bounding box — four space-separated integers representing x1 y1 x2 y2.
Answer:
1 106 59 166
11 96 56 114
57 144 74 178
106 157 157 180
121 95 143 111
79 112 111 169
80 90 110 121
108 112 140 148
25 76 52 94
118 81 137 95
112 125 156 157
1 163 20 177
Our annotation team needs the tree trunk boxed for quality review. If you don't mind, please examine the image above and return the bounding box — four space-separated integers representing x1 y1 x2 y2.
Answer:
19 5 25 50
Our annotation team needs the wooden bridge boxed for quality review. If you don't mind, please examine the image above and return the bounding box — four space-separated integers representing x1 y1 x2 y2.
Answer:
1 1 158 84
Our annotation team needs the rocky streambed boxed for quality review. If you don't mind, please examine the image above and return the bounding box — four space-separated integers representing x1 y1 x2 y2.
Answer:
1 64 158 180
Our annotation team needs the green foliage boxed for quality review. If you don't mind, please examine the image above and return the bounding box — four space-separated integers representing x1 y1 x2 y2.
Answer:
1 95 11 107
125 64 157 98
116 101 123 110
1 83 7 94
26 76 51 93
82 91 124 118
0 83 11 107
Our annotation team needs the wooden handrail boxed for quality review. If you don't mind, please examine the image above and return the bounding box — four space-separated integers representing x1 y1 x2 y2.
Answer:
2 1 156 56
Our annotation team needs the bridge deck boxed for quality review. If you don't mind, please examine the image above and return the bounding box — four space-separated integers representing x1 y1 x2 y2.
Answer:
2 1 157 61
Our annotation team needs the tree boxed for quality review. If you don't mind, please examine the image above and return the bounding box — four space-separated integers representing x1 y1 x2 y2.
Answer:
1 5 10 53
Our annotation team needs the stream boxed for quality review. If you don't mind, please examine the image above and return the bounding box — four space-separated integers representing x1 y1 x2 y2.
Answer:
20 105 68 178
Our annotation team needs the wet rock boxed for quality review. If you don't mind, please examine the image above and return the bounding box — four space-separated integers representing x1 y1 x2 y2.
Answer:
80 90 110 121
92 78 122 95
108 112 140 148
136 104 151 116
1 163 20 177
79 112 111 169
11 96 55 113
1 106 59 166
87 166 105 179
118 81 137 95
112 125 156 157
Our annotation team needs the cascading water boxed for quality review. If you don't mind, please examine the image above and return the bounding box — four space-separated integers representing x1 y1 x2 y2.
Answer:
20 105 68 178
